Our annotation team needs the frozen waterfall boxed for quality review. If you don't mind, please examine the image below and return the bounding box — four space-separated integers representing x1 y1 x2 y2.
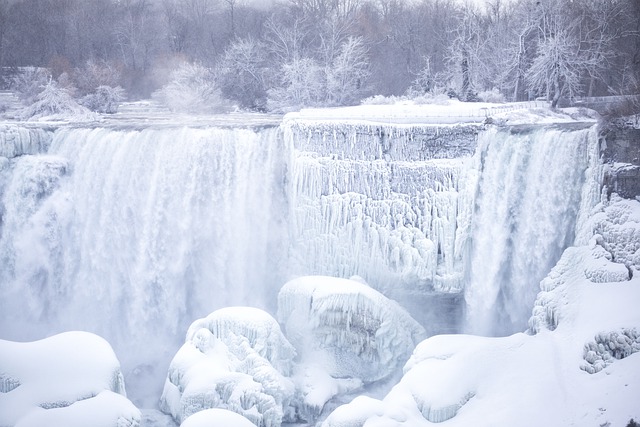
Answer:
0 118 600 405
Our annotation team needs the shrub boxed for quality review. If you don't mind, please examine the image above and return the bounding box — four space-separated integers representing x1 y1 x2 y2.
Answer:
478 88 506 103
81 86 126 114
10 67 50 104
152 62 231 114
21 81 95 121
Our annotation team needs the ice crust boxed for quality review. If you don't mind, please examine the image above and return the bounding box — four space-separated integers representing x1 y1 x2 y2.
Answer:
0 331 140 427
278 276 426 384
160 307 296 426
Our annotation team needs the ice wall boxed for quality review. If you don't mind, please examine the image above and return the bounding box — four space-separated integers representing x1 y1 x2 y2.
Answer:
286 121 479 295
0 125 289 405
465 125 598 336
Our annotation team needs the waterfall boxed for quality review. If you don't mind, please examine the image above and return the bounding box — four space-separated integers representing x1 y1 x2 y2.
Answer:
0 119 600 404
0 126 288 404
464 125 597 336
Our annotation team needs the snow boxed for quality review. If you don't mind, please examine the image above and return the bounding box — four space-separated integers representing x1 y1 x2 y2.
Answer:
285 100 555 125
0 331 140 427
323 196 640 427
180 408 257 427
160 307 295 426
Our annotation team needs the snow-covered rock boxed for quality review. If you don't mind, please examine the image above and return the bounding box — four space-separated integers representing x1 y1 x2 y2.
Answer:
277 276 426 419
160 307 295 427
278 276 426 383
0 331 140 427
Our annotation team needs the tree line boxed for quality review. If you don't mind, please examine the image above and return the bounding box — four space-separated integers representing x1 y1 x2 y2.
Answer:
0 0 638 111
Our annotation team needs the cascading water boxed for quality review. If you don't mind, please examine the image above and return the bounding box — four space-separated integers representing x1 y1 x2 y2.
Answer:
464 125 598 336
0 118 600 407
0 126 289 405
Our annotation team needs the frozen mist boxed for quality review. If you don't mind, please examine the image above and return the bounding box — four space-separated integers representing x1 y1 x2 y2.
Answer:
0 112 603 421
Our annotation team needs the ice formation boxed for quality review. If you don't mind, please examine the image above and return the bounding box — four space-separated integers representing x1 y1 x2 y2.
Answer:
160 307 295 426
278 276 426 383
285 120 478 296
323 196 640 427
0 331 140 427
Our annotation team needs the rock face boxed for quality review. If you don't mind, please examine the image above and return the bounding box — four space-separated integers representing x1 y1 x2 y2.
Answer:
601 121 640 199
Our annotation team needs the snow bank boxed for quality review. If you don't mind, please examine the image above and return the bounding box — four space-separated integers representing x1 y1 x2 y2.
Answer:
323 197 640 427
160 307 295 427
0 331 140 427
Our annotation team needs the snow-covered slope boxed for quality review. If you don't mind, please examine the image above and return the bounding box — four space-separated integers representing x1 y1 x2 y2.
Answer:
0 331 140 427
322 196 640 427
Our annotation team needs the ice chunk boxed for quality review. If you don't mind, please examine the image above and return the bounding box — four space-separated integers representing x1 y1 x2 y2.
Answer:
278 276 426 383
0 331 139 427
181 408 256 427
160 307 295 427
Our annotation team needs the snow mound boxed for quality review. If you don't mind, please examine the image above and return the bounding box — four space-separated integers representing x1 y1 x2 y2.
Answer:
323 198 640 427
160 307 295 427
181 408 256 427
278 276 426 383
0 331 140 427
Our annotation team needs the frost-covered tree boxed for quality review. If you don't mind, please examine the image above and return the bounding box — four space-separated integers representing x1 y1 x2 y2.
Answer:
80 85 126 114
152 62 230 113
325 36 370 105
526 30 581 108
21 81 93 120
267 58 324 112
10 67 50 104
73 59 122 97
217 37 271 110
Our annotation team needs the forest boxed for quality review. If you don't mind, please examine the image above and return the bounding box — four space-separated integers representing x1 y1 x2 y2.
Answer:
0 0 639 112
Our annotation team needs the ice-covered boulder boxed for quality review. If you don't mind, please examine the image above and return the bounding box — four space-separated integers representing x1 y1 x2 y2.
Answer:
277 275 426 420
160 307 296 427
0 331 140 427
278 276 426 383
